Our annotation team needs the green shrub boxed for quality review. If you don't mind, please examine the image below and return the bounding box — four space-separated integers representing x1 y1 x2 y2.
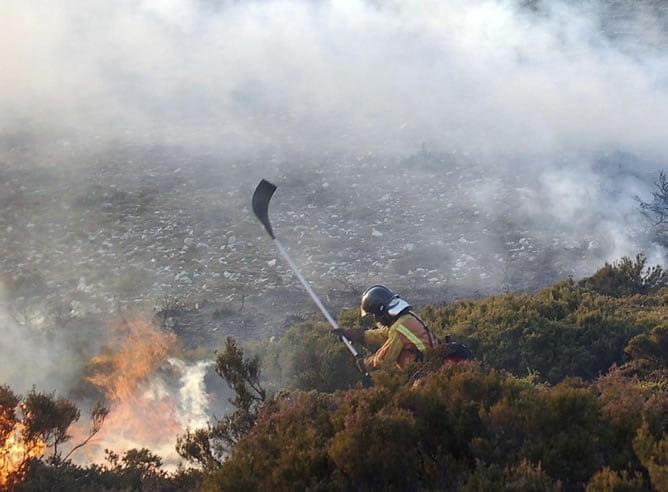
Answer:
256 321 368 392
419 281 642 384
579 255 668 297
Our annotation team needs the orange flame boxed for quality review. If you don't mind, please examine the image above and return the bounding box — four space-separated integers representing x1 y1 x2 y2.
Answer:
71 319 186 468
86 319 178 401
0 421 47 487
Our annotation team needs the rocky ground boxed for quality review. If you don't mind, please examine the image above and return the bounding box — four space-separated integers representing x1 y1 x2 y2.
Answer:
0 140 622 350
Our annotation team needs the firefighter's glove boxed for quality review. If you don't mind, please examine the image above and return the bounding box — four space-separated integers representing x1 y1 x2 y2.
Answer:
331 328 345 339
355 356 368 374
332 327 365 343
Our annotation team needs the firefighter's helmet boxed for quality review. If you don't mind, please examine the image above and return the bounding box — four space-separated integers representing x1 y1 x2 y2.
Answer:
360 285 410 318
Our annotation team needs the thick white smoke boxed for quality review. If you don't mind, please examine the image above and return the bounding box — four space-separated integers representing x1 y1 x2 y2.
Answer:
1 0 666 159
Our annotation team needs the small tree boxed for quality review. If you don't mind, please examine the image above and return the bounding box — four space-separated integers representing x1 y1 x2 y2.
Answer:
638 170 668 244
579 255 668 297
0 385 107 489
176 337 266 469
20 389 80 460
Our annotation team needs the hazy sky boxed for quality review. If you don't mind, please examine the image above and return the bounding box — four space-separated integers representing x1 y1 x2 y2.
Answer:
2 0 667 161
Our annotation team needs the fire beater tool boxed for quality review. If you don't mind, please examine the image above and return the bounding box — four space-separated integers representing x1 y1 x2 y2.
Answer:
252 179 368 375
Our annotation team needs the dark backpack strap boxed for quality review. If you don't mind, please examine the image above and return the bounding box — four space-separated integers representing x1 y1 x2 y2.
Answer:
408 311 438 348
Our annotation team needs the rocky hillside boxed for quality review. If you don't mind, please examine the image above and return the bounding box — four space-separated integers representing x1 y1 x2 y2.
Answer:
0 140 649 348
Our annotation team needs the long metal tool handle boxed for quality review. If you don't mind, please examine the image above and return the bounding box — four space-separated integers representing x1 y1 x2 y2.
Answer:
251 179 362 360
274 238 360 357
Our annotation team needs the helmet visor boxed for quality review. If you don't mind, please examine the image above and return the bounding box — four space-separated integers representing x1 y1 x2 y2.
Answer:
387 297 410 316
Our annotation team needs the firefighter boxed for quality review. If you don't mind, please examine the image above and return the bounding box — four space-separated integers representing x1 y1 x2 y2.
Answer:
335 285 438 372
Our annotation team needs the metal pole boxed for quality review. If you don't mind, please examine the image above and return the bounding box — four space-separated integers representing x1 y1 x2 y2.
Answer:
274 239 360 357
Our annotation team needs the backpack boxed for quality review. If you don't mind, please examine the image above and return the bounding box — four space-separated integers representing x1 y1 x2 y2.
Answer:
444 341 473 362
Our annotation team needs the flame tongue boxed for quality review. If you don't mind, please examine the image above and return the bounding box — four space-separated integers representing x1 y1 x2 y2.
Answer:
86 319 178 401
2 318 214 479
73 319 186 467
1 422 46 487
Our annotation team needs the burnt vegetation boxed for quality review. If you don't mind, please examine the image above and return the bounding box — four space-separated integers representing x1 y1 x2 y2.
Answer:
1 258 667 491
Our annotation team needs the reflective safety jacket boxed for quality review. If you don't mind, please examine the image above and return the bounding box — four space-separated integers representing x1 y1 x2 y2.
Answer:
363 312 437 370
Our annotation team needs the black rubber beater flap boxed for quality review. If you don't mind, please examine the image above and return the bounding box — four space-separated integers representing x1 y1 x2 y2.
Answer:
252 179 277 239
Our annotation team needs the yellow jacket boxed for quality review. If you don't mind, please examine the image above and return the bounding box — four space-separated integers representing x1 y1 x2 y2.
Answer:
363 312 436 370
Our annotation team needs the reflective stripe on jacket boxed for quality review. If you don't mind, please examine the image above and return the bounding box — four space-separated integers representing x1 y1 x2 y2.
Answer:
363 312 436 370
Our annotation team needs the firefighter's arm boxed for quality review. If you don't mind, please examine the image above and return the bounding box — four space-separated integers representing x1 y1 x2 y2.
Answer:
365 330 404 370
363 326 390 347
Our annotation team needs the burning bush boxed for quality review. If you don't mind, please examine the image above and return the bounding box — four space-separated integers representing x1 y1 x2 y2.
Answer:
0 386 71 488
